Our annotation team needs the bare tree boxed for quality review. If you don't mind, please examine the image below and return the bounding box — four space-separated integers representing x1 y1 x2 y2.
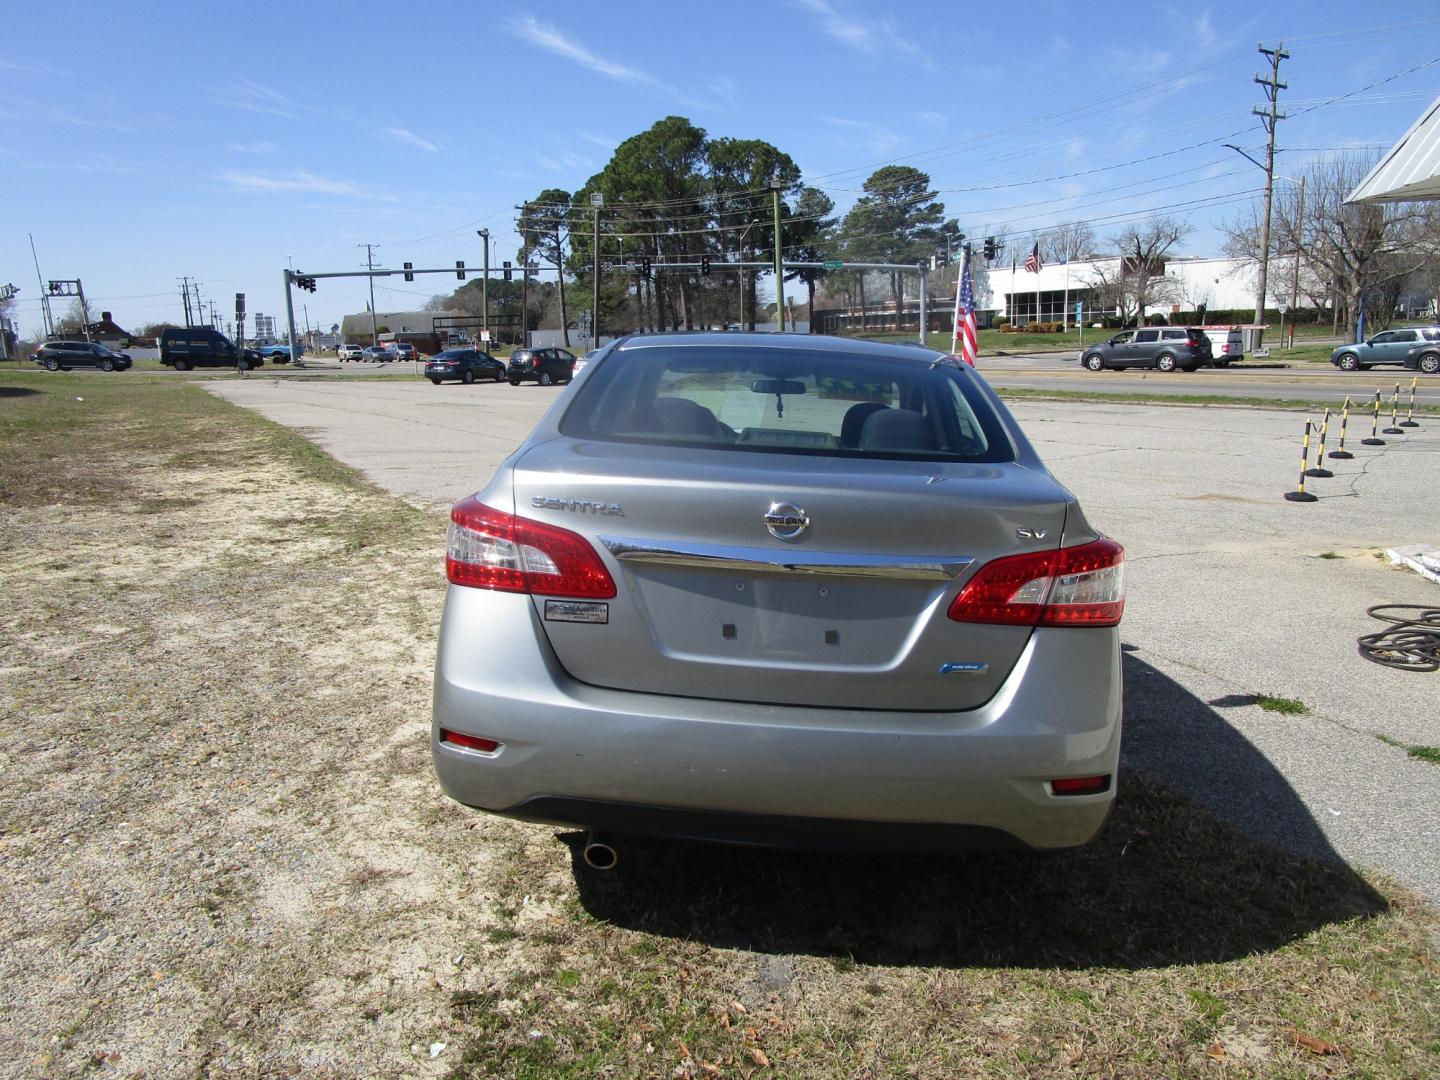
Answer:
1083 216 1191 325
1038 222 1097 263
1224 154 1440 338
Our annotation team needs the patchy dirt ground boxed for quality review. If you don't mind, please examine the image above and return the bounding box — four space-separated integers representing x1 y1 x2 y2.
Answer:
0 379 576 1077
2 374 1438 1079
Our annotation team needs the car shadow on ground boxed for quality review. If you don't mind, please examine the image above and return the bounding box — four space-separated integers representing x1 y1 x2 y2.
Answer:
0 386 41 398
565 651 1386 971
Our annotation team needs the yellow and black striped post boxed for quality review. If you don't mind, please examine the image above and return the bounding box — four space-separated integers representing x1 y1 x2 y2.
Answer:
1400 376 1420 428
1382 382 1405 435
1329 396 1354 459
1285 418 1318 502
1306 407 1334 478
1361 389 1386 446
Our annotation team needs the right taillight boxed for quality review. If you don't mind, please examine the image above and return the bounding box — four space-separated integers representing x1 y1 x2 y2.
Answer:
948 538 1124 627
446 496 616 598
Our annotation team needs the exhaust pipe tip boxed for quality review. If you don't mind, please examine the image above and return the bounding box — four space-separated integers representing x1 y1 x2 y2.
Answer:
582 836 619 871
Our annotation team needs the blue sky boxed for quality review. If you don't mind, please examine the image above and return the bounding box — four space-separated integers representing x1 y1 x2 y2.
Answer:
4 1 1439 337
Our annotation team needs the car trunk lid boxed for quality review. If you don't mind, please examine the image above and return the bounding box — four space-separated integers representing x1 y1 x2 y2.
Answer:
510 439 1070 711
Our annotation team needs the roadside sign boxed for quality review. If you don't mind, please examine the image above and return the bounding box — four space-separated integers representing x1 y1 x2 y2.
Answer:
822 260 844 271
479 330 491 342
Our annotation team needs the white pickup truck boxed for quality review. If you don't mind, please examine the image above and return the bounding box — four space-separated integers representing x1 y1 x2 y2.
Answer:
1198 326 1244 365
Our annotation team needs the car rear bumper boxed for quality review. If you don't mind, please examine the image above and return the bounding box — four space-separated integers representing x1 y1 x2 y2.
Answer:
432 588 1122 852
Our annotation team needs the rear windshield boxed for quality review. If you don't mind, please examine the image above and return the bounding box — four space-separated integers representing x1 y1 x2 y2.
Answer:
560 344 1013 462
435 350 468 359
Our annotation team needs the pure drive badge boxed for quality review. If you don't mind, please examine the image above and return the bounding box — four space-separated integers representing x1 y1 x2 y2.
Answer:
544 600 609 624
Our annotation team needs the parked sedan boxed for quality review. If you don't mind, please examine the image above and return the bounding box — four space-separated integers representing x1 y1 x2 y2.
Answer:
507 347 576 386
433 333 1125 865
1080 327 1212 372
425 348 507 385
32 341 133 372
391 342 418 362
360 346 393 363
1332 327 1440 371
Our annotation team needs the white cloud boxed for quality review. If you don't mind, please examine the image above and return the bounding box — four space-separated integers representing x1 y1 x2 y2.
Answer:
508 16 659 85
385 127 441 153
577 131 618 149
22 154 142 174
228 140 277 154
792 0 920 58
210 79 299 119
823 117 905 157
710 76 737 100
219 169 377 197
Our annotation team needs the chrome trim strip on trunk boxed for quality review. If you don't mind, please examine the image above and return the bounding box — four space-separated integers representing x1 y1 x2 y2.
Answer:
597 535 973 581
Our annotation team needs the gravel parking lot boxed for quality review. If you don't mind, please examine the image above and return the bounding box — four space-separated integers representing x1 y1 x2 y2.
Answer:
211 376 1440 901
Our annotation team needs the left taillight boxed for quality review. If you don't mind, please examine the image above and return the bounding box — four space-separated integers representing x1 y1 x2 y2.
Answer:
446 495 616 598
948 538 1124 627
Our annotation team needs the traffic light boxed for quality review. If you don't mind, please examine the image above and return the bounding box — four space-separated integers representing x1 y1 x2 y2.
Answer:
641 258 652 278
294 276 317 293
456 261 466 280
983 237 997 260
503 261 512 282
701 254 710 276
403 261 414 282
48 281 61 295
235 292 246 317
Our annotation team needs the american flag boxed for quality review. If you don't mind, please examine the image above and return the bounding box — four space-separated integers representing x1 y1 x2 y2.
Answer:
1023 243 1043 273
952 249 978 366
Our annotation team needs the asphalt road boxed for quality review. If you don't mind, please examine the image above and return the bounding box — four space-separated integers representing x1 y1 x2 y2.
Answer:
211 376 1440 901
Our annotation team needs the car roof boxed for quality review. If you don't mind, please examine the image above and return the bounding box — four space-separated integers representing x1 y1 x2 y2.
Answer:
612 331 949 364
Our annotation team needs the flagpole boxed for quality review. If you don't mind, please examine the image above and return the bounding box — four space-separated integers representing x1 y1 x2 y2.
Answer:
1033 244 1041 326
950 257 963 355
1062 238 1071 331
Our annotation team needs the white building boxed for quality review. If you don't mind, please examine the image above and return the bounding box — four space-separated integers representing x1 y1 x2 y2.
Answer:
983 255 1258 324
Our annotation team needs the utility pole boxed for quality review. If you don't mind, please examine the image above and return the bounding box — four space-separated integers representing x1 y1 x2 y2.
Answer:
520 262 531 350
768 181 786 332
1289 174 1306 349
30 234 54 338
1252 41 1288 328
179 277 193 326
590 192 603 348
360 243 379 344
476 230 490 340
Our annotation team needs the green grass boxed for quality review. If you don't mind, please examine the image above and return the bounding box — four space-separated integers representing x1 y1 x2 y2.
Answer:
1377 734 1440 766
1256 694 1310 715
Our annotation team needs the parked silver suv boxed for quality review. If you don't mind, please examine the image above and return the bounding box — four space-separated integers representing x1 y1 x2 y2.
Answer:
433 334 1125 863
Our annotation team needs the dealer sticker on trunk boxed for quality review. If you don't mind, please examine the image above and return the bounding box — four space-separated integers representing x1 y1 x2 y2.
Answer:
544 600 609 624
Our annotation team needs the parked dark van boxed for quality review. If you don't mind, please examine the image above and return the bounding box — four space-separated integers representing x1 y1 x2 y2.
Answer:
157 328 264 370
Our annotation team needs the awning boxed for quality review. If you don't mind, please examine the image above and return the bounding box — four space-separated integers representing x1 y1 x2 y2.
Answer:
1347 93 1440 203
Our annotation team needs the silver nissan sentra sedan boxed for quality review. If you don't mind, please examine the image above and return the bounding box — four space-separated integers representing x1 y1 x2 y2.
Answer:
433 332 1124 865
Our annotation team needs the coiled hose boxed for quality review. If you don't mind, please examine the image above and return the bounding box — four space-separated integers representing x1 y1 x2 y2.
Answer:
1357 605 1440 672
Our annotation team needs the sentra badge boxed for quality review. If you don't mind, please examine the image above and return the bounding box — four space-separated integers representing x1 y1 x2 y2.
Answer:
532 496 625 516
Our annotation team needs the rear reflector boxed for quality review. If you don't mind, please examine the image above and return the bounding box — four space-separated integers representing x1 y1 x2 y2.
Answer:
948 537 1124 627
440 729 500 753
1050 774 1111 796
447 496 616 598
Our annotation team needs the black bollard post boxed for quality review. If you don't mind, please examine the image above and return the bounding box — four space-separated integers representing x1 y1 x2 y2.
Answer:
1400 376 1420 428
1285 418 1319 502
1382 383 1405 435
1329 396 1354 460
1305 408 1334 478
1360 390 1386 446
